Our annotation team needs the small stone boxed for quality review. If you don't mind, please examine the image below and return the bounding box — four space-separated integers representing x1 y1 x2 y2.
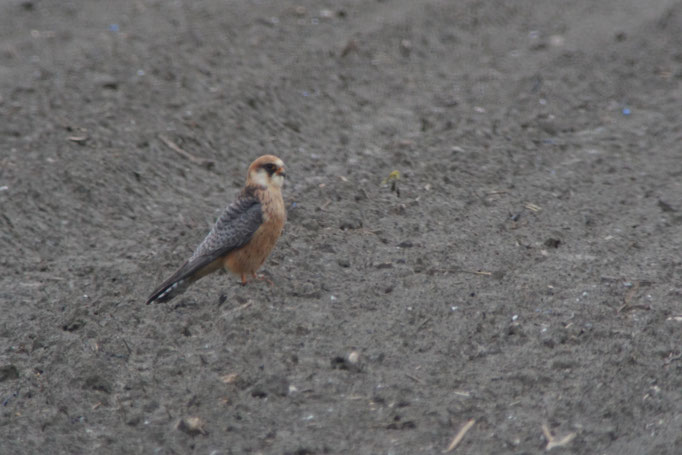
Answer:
348 351 360 364
178 416 207 436
400 39 412 57
331 352 362 371
220 373 239 384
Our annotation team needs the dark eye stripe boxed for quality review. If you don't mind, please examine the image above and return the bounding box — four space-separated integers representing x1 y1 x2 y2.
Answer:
262 163 277 174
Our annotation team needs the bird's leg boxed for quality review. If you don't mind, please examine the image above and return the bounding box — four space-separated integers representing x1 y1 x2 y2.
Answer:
252 272 274 286
240 273 248 286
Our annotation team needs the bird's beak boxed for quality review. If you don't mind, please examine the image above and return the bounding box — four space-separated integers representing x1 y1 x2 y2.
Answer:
276 167 286 178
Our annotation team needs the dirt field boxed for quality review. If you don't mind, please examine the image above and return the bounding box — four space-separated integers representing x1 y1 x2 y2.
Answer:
1 1 681 453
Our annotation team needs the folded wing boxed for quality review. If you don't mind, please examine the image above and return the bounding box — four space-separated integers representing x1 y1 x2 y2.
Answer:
146 192 263 304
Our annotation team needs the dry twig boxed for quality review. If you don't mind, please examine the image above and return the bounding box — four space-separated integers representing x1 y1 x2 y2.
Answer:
228 301 252 314
542 423 576 450
67 135 88 144
405 373 425 385
443 419 476 453
618 281 640 312
158 134 214 168
458 270 492 276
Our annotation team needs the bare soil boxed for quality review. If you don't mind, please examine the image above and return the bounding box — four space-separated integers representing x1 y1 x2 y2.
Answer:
1 1 681 454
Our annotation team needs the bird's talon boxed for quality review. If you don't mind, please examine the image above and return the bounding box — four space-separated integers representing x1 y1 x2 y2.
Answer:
252 273 274 286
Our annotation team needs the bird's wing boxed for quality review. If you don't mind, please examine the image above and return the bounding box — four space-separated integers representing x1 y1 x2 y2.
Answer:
146 192 263 303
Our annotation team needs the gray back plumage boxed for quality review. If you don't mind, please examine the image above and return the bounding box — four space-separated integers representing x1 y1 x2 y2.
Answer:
146 187 263 304
190 189 263 262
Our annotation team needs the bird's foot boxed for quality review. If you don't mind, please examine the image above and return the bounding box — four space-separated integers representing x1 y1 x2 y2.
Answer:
252 273 274 286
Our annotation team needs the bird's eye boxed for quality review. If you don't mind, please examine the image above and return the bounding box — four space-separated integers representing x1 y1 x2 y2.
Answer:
262 163 276 174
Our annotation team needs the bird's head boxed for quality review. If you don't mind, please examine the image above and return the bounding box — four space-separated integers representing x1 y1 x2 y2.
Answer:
247 155 286 189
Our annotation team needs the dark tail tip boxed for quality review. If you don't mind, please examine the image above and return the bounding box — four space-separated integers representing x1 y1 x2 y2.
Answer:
146 279 185 305
145 294 160 305
148 292 175 304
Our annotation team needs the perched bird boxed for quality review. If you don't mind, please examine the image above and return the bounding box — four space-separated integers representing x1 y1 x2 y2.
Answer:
146 155 287 304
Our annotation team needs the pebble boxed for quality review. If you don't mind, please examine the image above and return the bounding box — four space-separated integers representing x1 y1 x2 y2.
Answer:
178 416 207 436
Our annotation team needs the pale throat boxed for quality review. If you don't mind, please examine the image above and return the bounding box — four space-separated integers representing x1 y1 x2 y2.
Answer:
249 170 269 187
249 170 284 189
271 174 284 188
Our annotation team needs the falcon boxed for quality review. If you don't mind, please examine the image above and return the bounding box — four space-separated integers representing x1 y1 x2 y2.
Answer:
146 155 286 304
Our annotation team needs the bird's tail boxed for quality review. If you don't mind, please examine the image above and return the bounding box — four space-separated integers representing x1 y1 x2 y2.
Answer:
146 256 223 304
146 256 222 304
146 277 192 304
